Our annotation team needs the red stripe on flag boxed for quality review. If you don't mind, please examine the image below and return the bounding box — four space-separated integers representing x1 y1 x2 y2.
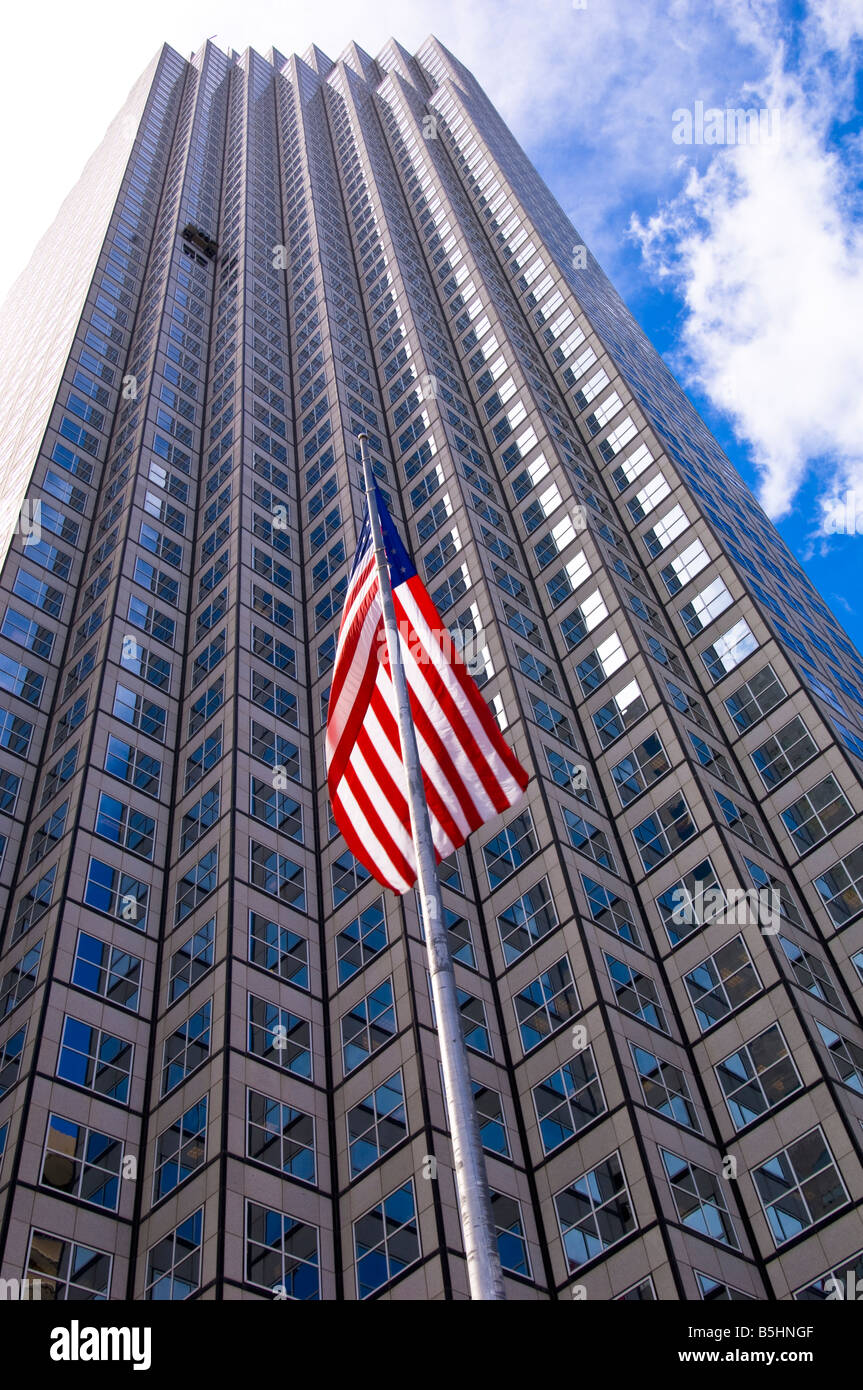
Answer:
407 577 529 791
341 758 414 889
370 672 466 854
334 784 410 895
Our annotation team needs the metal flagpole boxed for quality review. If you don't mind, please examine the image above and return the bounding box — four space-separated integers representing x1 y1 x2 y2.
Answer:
358 433 506 1302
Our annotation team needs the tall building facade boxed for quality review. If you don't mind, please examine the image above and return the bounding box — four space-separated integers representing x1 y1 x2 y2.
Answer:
0 34 861 1302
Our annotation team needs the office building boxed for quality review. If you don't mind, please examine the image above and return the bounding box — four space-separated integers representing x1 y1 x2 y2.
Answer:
0 34 861 1300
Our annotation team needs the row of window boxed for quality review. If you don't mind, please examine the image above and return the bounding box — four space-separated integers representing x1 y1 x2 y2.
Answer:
18 1112 852 1301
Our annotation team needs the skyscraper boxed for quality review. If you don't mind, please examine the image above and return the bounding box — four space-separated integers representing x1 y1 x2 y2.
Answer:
0 32 861 1302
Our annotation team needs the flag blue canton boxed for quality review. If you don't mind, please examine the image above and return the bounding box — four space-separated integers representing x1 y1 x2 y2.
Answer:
350 485 417 588
376 485 416 586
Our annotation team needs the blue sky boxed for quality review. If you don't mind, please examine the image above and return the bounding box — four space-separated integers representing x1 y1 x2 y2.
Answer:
2 0 861 649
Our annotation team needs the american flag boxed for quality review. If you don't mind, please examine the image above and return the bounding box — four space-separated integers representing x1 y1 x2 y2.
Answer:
326 486 529 895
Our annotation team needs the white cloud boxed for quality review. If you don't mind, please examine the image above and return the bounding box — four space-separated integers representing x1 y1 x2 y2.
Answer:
809 0 863 53
631 1 863 529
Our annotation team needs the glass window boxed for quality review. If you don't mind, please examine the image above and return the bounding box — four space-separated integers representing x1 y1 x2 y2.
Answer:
247 994 311 1078
153 1098 208 1200
632 795 696 870
533 1049 606 1152
715 1024 802 1129
593 679 647 747
554 1152 636 1269
248 911 308 987
605 953 669 1032
794 1250 863 1300
813 845 863 927
656 858 725 946
661 1148 738 1247
562 807 615 868
40 1114 123 1210
701 619 758 682
581 875 640 944
724 664 786 731
473 1080 510 1157
696 1271 756 1300
750 717 818 788
779 935 843 1009
145 1209 203 1299
249 841 306 908
715 790 768 852
72 931 141 1011
94 792 156 860
26 1229 111 1299
617 1276 657 1300
496 878 558 962
610 732 669 805
816 1020 863 1094
331 849 371 906
630 1044 700 1130
347 1071 407 1178
245 1203 319 1299
246 1089 315 1183
780 776 853 853
513 957 579 1051
335 899 387 982
161 1001 211 1095
341 979 396 1074
684 936 762 1031
56 1016 133 1103
167 918 215 1002
83 856 149 931
482 810 537 887
491 1191 531 1277
354 1180 420 1298
0 940 42 1015
753 1128 847 1246
0 1025 26 1096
